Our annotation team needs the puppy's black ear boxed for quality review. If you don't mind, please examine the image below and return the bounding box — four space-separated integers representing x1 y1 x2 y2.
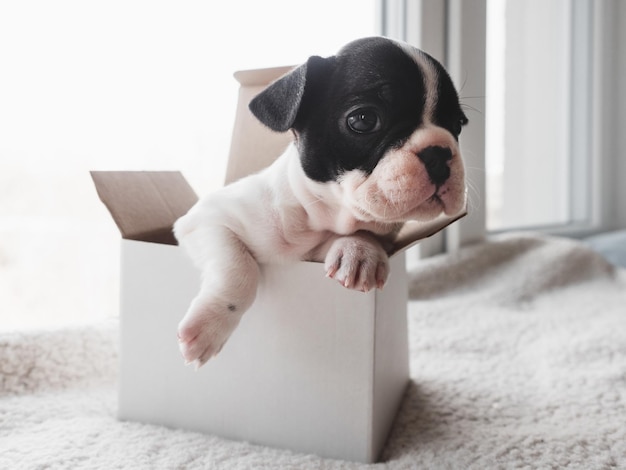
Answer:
249 56 333 132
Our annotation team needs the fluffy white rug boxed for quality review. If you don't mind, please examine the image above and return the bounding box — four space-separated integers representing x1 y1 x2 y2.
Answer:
1 233 625 469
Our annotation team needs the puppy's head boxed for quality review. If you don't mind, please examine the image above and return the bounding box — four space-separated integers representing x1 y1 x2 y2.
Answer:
249 36 467 224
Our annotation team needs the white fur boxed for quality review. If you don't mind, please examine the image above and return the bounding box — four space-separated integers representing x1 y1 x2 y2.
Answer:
174 144 394 366
175 121 465 367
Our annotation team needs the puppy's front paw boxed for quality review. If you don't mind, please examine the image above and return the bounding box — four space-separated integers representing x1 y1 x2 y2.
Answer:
324 235 390 292
177 296 241 368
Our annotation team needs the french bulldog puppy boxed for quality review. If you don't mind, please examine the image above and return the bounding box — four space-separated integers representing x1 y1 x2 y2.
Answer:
174 36 468 367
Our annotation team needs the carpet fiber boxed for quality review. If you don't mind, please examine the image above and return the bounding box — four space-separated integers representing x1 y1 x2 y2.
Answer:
2 233 625 469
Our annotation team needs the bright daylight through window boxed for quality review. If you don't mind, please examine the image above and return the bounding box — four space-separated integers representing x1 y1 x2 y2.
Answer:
0 0 376 330
485 0 593 232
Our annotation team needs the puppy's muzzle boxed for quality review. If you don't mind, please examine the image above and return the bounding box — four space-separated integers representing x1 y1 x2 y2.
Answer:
417 146 453 187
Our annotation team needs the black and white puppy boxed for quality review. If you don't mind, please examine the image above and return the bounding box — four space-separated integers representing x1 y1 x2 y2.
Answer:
174 36 468 367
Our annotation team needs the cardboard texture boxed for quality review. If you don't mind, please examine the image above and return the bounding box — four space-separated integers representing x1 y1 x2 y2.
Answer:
226 66 295 184
92 65 466 463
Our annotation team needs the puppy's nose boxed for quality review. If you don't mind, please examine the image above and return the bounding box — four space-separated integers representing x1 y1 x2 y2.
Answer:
417 146 452 186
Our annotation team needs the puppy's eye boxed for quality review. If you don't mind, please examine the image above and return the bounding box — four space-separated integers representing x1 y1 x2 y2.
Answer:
347 108 381 134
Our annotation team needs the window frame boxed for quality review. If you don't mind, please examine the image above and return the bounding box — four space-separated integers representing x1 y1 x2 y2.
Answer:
381 0 623 249
486 0 621 239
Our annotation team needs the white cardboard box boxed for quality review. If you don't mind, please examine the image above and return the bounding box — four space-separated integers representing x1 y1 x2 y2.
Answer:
91 66 466 463
121 237 408 463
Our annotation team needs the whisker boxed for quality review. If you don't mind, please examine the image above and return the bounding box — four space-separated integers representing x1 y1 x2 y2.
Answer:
464 165 486 174
464 179 482 215
460 94 486 101
460 102 483 117
458 72 469 94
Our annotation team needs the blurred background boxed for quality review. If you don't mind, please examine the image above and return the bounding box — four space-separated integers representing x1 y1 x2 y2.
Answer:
1 0 624 330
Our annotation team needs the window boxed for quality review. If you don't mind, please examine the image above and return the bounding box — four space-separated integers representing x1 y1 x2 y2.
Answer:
486 0 594 232
389 0 618 249
0 0 376 330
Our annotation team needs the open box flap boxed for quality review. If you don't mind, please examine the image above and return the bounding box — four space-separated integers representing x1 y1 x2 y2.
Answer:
389 209 467 256
225 66 296 185
91 171 198 245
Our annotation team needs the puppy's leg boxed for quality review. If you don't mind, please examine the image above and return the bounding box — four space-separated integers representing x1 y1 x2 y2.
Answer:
323 232 390 292
176 225 259 367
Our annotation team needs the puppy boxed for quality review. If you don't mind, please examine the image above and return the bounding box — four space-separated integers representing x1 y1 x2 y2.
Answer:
174 36 468 367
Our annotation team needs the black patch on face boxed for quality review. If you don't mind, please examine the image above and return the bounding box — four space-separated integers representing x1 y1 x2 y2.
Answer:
293 38 427 182
422 52 468 140
248 37 469 183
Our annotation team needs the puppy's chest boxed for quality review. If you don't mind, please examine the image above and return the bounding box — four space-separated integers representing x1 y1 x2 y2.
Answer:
251 204 393 264
259 205 331 263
